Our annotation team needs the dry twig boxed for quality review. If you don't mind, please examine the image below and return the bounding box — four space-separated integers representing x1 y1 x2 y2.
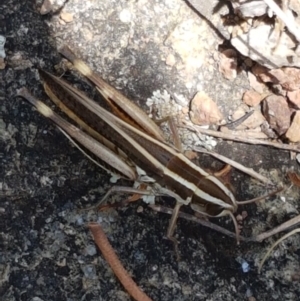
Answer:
88 222 153 301
184 122 300 153
258 228 300 273
263 0 300 43
254 215 300 242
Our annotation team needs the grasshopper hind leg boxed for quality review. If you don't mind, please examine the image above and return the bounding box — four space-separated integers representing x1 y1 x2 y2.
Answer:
166 202 183 260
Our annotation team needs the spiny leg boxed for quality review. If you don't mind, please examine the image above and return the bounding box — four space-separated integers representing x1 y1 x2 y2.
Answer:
150 204 250 240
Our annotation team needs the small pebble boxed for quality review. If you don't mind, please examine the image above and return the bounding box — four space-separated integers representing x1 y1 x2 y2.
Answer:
242 260 250 273
0 35 6 58
81 264 97 279
56 258 66 267
166 53 176 66
119 9 131 23
76 215 84 226
236 214 243 222
0 58 5 69
280 196 286 202
85 245 97 256
241 211 248 219
60 11 73 23
31 297 45 301
137 206 143 213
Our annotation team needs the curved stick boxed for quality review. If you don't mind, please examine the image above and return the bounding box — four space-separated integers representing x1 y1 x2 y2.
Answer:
258 228 300 273
89 222 153 301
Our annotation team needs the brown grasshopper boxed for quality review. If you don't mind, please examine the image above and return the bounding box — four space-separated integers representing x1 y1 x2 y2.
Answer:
18 46 278 249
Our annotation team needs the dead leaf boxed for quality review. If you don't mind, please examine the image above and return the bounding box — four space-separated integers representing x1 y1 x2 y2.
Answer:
288 172 300 187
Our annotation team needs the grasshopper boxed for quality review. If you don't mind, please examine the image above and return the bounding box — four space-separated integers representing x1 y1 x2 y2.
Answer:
18 46 278 249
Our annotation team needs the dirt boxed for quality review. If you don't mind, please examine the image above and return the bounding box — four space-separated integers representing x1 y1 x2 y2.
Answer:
1 1 300 301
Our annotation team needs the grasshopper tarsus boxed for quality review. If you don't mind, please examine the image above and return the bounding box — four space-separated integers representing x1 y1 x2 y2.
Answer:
167 235 181 261
166 202 183 259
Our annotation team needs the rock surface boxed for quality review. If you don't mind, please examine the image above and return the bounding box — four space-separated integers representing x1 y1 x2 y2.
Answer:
1 1 300 301
286 111 300 142
262 94 291 136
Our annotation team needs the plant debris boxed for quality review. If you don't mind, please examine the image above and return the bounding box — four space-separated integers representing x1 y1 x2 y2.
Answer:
3 1 300 300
